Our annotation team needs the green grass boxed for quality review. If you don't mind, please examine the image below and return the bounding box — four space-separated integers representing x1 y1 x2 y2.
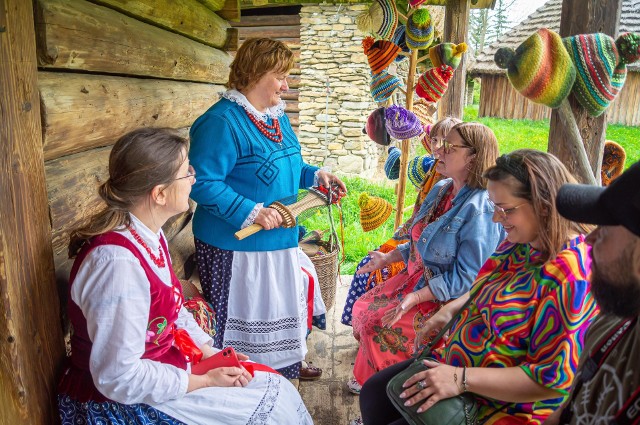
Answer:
301 107 640 275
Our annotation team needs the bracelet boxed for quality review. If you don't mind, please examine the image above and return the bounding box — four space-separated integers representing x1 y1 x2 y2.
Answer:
453 368 461 393
415 291 422 304
462 366 468 392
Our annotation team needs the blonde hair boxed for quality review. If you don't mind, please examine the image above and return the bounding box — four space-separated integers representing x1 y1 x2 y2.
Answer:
452 122 500 190
430 117 462 139
227 38 295 91
483 149 591 261
68 128 188 257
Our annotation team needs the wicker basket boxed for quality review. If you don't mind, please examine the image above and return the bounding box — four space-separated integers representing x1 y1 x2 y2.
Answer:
308 239 339 311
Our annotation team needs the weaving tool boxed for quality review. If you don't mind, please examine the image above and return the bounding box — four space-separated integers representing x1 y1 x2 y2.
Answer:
234 183 345 240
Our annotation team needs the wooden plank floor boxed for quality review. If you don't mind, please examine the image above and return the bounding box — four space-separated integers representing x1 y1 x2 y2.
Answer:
299 276 361 425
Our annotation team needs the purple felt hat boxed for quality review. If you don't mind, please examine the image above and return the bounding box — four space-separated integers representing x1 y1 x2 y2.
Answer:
384 105 424 140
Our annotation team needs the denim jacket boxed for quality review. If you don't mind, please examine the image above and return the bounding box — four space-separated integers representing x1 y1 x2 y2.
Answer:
397 178 505 301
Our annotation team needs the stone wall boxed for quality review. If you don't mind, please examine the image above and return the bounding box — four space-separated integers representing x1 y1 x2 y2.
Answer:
298 4 384 177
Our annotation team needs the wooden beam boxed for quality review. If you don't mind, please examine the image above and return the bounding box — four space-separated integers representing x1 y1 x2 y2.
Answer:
39 72 225 161
87 0 230 49
0 1 65 423
548 0 622 184
35 0 231 83
217 0 241 22
438 0 470 119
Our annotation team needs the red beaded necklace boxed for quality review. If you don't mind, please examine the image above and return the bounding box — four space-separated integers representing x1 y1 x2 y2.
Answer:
244 108 283 143
129 227 166 268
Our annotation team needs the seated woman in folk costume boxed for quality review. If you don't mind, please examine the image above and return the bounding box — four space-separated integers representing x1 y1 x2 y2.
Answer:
57 128 312 425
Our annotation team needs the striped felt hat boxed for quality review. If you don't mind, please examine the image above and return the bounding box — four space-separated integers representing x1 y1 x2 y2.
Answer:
391 24 410 62
415 65 454 103
370 70 401 103
356 0 398 41
429 42 468 70
406 9 434 50
408 155 436 188
384 146 401 180
359 193 393 232
494 28 575 109
363 36 401 74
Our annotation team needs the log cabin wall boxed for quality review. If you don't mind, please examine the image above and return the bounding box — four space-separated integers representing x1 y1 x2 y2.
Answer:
35 0 236 284
231 7 302 133
477 73 640 126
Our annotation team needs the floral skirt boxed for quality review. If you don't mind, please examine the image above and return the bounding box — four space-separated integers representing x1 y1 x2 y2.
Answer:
351 270 444 385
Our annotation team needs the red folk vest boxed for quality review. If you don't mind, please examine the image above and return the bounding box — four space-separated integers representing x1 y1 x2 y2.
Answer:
59 231 186 402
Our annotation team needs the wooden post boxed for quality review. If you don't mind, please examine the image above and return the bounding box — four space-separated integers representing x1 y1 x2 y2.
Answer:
394 49 419 228
439 0 470 119
0 0 66 423
548 0 622 184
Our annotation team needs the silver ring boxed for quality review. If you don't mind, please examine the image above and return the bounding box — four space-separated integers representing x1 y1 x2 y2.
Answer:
416 380 427 390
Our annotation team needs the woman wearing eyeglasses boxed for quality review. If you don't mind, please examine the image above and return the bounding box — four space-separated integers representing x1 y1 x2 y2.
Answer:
348 122 505 392
359 150 598 425
58 128 312 425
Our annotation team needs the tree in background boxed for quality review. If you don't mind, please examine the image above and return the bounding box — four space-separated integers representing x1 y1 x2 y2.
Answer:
468 0 517 56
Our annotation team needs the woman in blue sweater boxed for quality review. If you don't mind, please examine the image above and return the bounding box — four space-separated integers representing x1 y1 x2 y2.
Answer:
189 38 345 380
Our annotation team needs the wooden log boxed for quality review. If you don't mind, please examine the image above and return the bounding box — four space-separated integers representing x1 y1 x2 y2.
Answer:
87 0 230 48
0 0 66 423
236 25 301 39
438 0 470 119
46 147 112 258
233 14 300 27
217 0 241 22
548 0 622 184
40 72 224 161
35 0 231 84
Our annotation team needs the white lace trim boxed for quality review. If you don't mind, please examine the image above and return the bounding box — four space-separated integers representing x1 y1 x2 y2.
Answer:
241 203 264 229
223 89 286 122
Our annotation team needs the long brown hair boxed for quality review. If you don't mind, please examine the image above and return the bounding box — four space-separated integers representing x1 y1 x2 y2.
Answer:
68 128 188 258
227 38 295 91
483 149 591 261
452 122 500 189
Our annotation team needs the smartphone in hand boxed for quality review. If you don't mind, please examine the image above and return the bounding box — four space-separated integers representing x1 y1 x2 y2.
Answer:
191 347 242 375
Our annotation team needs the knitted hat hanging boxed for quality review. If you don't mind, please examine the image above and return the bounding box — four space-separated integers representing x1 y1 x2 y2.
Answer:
429 42 468 70
494 28 576 109
415 65 454 103
358 193 393 232
363 36 401 74
384 105 424 140
391 24 410 62
406 8 434 51
370 70 402 103
613 32 640 89
408 155 436 188
356 0 398 41
384 146 401 180
562 33 622 117
601 140 626 186
412 99 437 127
362 107 391 146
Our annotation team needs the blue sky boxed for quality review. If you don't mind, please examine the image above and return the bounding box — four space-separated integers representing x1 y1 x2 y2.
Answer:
508 0 548 27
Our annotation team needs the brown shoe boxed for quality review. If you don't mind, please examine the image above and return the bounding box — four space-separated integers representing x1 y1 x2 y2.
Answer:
299 362 322 380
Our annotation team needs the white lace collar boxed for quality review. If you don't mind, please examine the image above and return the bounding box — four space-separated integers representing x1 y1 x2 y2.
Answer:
222 89 286 122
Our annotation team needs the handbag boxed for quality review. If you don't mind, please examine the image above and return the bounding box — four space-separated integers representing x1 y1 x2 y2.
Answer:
386 258 507 425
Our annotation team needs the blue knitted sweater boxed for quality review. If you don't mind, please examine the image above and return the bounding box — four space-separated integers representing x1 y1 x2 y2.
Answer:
189 97 319 252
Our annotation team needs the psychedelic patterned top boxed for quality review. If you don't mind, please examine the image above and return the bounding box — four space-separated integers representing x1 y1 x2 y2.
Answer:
433 235 598 425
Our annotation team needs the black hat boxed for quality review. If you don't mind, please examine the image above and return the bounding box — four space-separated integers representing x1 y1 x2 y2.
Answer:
556 161 640 237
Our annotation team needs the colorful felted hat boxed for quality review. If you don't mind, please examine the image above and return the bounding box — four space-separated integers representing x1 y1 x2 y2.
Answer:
391 24 410 62
408 155 436 188
415 65 454 103
356 0 398 41
412 99 436 127
406 9 434 51
494 28 575 109
601 140 626 186
363 36 401 74
384 105 424 140
613 32 640 91
359 193 393 232
370 71 401 103
362 107 391 146
384 146 401 180
429 42 468 70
